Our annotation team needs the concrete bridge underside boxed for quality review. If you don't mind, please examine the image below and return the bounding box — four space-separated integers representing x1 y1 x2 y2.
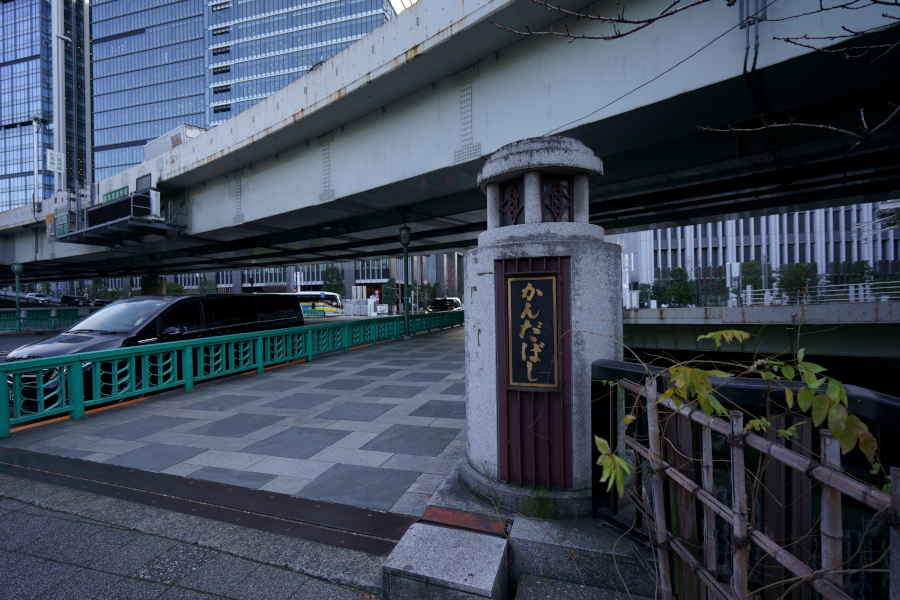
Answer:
623 303 900 358
2 0 898 284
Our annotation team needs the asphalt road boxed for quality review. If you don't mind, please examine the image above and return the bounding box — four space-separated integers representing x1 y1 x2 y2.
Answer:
0 332 57 360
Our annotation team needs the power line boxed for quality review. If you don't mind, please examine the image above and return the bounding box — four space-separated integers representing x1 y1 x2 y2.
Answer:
545 0 781 136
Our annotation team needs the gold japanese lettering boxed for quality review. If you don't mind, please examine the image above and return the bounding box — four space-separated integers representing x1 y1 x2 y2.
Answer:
526 362 538 382
520 302 539 320
521 283 544 302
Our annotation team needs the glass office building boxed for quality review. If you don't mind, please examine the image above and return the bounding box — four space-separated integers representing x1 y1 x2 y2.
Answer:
206 0 394 126
0 0 89 212
91 0 206 181
91 0 395 179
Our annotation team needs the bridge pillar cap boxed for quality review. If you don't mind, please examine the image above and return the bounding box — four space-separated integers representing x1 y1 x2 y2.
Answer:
476 136 603 193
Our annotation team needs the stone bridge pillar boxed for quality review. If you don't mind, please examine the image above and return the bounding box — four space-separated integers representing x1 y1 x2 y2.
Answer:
462 137 622 519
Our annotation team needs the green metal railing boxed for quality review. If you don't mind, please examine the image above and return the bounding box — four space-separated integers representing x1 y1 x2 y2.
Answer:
0 308 97 332
0 311 464 436
302 309 326 317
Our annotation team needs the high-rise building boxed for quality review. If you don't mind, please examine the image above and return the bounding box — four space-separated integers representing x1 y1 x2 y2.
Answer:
91 0 206 181
0 0 90 212
206 0 395 126
91 0 395 180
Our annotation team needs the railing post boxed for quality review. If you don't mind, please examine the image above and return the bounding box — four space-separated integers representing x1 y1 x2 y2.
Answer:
891 467 900 600
343 324 350 352
0 373 9 438
700 425 717 577
306 329 314 362
69 362 85 420
182 346 194 392
820 430 843 586
256 335 265 372
645 378 674 600
730 410 749 599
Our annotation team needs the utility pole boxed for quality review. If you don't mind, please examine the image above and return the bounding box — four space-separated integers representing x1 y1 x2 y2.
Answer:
11 263 23 333
399 226 411 338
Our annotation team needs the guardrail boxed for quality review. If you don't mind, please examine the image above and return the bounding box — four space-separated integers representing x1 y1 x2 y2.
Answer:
0 311 464 436
743 280 900 306
0 308 95 332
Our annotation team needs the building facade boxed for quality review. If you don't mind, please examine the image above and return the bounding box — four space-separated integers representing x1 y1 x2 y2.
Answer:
91 0 395 180
91 0 206 181
0 0 90 212
610 201 900 300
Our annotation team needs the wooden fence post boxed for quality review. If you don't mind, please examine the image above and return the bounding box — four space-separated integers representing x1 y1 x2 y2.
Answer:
701 425 717 578
730 410 749 599
820 430 843 587
645 378 674 600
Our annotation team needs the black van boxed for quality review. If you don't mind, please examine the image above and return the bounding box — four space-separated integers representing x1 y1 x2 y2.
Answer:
60 295 89 306
6 295 306 407
6 294 305 362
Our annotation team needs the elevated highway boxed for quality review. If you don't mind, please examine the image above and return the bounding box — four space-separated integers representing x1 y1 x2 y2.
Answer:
2 0 898 284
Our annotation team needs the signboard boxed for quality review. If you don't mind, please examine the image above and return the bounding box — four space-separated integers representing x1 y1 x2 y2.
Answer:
45 213 54 240
46 149 64 174
54 206 70 237
103 186 129 204
507 276 558 388
136 173 152 192
319 292 325 299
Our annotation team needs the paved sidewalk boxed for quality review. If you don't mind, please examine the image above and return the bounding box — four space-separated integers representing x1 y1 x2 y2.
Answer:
0 481 377 600
2 327 465 517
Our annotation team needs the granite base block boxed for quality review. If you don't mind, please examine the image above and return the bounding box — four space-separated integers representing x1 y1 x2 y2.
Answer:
515 576 655 600
383 523 507 600
459 457 591 520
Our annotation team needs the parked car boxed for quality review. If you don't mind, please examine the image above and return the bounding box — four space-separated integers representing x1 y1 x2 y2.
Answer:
5 294 305 408
428 297 463 312
24 293 50 304
60 295 89 307
91 298 113 307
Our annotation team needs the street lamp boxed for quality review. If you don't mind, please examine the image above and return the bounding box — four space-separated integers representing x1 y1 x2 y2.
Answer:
399 226 411 338
10 262 23 333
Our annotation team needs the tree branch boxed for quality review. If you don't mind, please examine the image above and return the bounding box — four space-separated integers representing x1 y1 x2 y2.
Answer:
699 103 900 154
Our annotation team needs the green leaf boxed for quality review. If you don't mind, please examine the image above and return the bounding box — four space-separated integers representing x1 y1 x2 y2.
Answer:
798 388 815 411
623 414 635 426
707 370 732 378
812 394 830 427
696 329 753 348
838 417 858 455
777 425 798 440
781 366 796 381
745 418 772 433
828 403 848 438
883 483 891 494
869 462 881 476
594 436 610 455
784 388 794 409
797 348 806 361
827 378 843 402
760 371 776 380
857 420 877 465
799 361 827 374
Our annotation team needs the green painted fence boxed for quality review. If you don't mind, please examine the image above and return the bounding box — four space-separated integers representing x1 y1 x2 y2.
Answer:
0 311 464 437
0 308 97 332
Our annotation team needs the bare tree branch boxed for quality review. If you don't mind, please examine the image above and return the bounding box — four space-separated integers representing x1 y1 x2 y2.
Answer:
698 103 900 154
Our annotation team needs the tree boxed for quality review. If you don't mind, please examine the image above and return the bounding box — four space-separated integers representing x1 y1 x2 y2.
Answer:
383 277 399 314
839 260 878 284
198 279 217 294
321 266 346 297
432 281 444 300
165 282 185 294
91 279 108 299
39 282 52 295
638 283 652 307
774 263 824 299
738 260 774 290
651 279 671 306
668 267 695 307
